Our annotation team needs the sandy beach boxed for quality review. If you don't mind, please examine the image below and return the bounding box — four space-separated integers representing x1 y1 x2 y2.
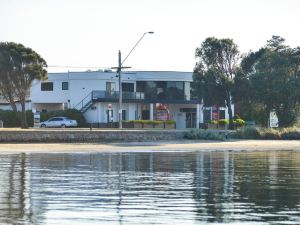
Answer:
1 139 300 153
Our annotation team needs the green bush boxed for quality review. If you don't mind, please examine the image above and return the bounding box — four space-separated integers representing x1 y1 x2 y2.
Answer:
281 128 300 140
26 111 34 127
127 120 176 125
261 128 281 140
233 118 246 127
218 119 229 126
231 127 261 139
0 110 34 127
232 127 300 140
209 120 218 125
184 129 226 140
40 109 87 127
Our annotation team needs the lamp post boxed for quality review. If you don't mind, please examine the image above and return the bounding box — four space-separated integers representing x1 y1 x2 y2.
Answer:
113 31 154 129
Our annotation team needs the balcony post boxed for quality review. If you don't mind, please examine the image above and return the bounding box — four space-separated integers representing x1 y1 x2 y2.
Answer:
150 103 154 120
196 103 200 128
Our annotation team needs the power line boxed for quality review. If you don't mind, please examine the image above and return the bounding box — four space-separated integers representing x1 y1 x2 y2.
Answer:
48 65 110 69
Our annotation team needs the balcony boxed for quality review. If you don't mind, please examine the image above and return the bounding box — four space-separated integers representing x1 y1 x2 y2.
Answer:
92 90 145 102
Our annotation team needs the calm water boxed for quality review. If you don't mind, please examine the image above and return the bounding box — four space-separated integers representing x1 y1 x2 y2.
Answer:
0 150 300 225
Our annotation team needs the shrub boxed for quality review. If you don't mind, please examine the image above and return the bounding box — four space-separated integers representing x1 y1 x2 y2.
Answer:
281 128 300 140
231 127 300 140
231 127 261 139
127 120 176 125
0 110 33 127
233 118 246 127
209 120 218 125
218 119 229 126
261 128 281 140
184 129 226 140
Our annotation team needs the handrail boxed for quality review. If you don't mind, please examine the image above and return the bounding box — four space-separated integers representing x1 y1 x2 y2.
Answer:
74 92 92 111
73 90 145 112
92 90 145 100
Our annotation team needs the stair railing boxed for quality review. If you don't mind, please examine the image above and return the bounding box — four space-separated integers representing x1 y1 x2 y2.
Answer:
74 92 93 111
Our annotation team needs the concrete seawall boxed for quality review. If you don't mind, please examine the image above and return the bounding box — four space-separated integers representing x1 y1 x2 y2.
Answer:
0 129 187 143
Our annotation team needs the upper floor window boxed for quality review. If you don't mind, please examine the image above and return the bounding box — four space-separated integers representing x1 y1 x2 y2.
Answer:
122 83 134 92
106 82 116 93
62 82 69 90
136 81 184 100
41 82 53 91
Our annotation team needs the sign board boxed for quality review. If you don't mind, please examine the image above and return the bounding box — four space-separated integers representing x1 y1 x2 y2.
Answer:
33 111 40 128
156 110 169 121
269 111 279 128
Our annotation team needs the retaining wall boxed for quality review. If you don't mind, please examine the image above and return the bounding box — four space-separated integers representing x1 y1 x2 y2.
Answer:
0 130 186 143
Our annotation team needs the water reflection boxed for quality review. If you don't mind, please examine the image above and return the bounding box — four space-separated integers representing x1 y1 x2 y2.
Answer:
0 150 300 224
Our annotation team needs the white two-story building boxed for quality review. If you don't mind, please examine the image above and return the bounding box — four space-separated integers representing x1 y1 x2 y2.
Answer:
30 70 233 129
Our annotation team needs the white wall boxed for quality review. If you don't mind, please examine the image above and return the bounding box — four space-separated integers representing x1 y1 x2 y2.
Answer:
0 102 32 111
30 78 69 104
32 103 63 112
30 71 193 110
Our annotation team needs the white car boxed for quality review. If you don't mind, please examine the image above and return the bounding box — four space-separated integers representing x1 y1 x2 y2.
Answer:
40 117 78 128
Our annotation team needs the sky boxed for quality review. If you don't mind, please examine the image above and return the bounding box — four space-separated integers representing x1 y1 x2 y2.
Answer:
1 0 300 73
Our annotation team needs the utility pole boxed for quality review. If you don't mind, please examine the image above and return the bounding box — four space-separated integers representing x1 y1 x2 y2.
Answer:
118 51 122 129
112 32 154 129
113 51 130 129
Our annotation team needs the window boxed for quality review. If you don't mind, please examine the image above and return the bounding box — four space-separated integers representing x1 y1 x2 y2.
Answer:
122 110 126 120
219 110 225 119
41 82 53 91
203 109 211 122
166 81 184 100
136 81 184 100
62 82 69 90
122 83 134 92
106 82 116 93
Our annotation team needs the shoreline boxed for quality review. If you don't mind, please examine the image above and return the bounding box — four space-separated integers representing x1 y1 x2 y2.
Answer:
1 140 300 153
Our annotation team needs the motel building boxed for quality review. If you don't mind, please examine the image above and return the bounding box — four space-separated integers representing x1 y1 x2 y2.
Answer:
30 70 233 129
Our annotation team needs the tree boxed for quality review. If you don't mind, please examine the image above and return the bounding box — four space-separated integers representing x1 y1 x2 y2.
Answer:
0 45 18 112
193 37 239 129
241 36 300 127
0 42 47 128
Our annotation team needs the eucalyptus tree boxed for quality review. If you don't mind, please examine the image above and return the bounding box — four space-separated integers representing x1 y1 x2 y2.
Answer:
0 44 18 112
193 37 239 129
241 36 300 127
0 42 47 128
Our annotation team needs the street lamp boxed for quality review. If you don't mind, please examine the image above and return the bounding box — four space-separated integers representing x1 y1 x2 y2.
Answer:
113 31 154 129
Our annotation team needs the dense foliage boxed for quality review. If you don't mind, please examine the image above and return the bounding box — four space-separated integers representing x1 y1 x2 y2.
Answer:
0 110 33 127
193 35 300 128
238 36 300 127
184 129 226 140
232 127 300 140
0 42 47 128
193 37 240 129
127 120 176 125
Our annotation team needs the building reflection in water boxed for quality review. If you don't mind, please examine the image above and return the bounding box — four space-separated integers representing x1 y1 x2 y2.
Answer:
0 150 300 224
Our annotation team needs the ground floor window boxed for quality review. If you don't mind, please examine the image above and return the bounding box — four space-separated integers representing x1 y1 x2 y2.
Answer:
219 110 225 119
142 110 149 120
122 110 126 121
203 109 211 122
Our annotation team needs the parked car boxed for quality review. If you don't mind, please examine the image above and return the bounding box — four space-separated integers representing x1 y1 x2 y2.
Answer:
40 117 78 128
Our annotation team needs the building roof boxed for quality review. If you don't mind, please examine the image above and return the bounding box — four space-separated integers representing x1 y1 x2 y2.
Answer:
47 70 193 82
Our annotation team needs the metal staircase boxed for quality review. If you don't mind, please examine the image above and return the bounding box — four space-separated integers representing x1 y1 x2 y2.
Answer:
74 90 145 113
74 92 93 113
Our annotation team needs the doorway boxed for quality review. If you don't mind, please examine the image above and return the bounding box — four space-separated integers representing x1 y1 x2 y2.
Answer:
186 112 196 128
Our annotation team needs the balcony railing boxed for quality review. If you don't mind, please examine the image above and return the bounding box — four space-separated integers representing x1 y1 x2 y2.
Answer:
92 91 145 101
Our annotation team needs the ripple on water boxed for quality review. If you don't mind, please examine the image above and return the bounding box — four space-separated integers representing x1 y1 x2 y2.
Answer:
0 151 300 224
